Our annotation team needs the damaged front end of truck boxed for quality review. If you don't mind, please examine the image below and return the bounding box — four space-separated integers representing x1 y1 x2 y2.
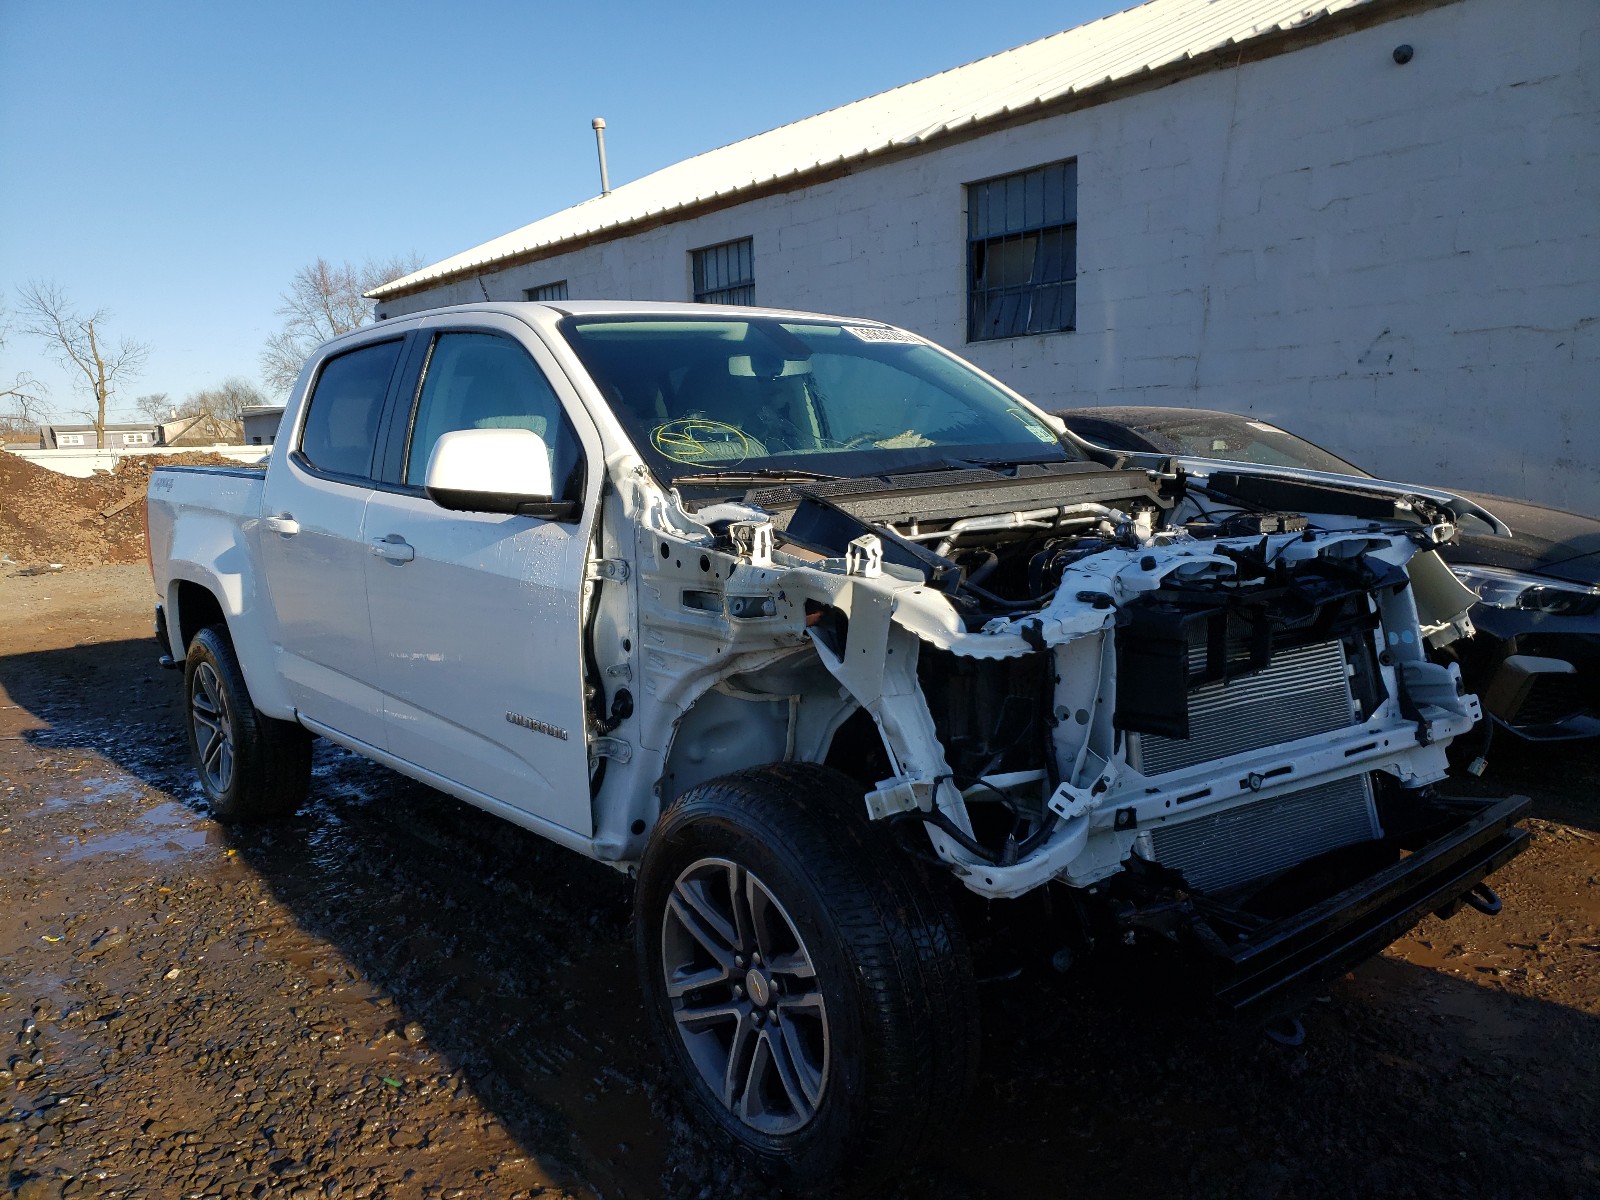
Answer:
549 307 1529 1018
609 452 1529 1016
530 305 1541 1182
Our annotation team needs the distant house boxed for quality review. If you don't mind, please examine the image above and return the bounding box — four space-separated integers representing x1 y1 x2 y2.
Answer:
159 412 242 446
40 423 160 449
240 405 285 446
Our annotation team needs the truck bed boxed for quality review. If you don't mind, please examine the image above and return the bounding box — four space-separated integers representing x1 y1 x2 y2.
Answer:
147 463 267 573
146 462 272 688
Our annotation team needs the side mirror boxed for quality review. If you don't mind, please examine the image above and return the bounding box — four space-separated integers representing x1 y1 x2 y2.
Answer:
424 427 577 519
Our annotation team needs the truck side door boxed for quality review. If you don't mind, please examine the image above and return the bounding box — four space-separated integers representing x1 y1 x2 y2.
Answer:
259 335 408 751
360 317 599 836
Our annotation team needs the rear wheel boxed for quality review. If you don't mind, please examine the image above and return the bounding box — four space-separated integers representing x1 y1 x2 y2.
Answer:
635 763 978 1191
184 625 311 822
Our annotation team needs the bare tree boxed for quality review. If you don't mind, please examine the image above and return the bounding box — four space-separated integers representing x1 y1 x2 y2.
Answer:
184 377 266 425
261 255 423 393
135 378 267 443
134 392 174 423
17 281 148 443
0 303 50 437
0 386 47 444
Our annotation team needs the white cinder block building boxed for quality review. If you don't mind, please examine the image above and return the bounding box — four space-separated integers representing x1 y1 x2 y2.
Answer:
370 0 1600 514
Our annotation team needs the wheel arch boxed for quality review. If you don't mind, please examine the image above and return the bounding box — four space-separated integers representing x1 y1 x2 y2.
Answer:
658 652 885 809
163 568 296 721
169 578 226 652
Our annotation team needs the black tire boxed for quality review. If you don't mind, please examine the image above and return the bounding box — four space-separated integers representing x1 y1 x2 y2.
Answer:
635 762 979 1193
183 624 311 823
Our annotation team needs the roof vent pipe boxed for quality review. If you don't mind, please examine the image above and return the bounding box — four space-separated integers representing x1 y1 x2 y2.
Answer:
592 117 611 196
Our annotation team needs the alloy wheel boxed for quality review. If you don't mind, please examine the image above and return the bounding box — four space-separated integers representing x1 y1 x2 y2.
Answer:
660 856 830 1135
190 661 235 795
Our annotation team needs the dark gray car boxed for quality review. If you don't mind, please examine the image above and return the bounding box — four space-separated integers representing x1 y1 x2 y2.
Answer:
1058 406 1600 741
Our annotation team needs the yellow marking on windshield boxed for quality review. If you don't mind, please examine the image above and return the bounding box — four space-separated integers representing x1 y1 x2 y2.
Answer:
650 418 758 466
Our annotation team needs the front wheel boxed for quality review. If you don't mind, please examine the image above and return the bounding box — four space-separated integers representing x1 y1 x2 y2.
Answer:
184 625 311 822
635 763 978 1191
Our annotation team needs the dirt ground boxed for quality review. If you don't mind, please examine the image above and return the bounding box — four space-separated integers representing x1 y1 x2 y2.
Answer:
0 453 249 571
1 566 1597 1200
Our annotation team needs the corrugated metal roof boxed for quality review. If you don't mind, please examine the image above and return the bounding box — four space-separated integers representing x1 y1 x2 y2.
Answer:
371 0 1384 299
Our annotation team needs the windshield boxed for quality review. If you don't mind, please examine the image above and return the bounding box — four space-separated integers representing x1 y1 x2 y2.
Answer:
1129 413 1368 477
557 315 1074 487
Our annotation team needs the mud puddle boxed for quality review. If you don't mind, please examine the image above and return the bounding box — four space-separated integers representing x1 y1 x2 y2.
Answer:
54 799 218 864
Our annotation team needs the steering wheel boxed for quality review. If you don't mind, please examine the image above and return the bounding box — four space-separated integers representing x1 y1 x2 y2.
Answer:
836 432 882 450
809 430 890 452
651 418 761 466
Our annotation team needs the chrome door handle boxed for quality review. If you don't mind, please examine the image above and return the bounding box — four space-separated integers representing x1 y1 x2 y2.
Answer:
264 514 300 536
370 536 415 563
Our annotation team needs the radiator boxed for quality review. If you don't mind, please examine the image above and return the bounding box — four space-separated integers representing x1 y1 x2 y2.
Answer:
1130 640 1357 776
1147 774 1381 893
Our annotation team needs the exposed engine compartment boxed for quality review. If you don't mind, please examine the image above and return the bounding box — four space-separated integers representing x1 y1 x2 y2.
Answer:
659 458 1483 905
740 460 1167 621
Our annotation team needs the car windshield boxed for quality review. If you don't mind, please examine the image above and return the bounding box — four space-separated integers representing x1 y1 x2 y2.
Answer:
557 315 1075 489
1127 413 1369 477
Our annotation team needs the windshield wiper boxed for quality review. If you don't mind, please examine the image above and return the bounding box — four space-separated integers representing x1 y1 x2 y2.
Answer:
876 454 1062 478
672 467 848 487
956 453 1076 469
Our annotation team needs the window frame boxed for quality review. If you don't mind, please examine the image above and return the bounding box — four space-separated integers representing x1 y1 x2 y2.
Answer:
691 237 755 305
525 281 569 302
289 335 410 487
371 324 588 522
57 432 86 447
965 159 1078 343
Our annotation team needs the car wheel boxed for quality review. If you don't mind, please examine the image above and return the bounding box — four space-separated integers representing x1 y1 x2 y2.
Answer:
184 624 311 822
635 762 978 1191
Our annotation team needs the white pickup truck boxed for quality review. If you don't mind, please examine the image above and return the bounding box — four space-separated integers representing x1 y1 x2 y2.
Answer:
147 301 1529 1189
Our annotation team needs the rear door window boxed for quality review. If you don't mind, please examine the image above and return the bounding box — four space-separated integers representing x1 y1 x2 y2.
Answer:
299 339 404 480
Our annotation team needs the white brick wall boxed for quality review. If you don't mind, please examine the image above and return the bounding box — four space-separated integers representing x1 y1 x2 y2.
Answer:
382 0 1600 514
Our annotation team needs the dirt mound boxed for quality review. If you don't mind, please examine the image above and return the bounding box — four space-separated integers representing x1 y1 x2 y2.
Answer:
0 450 251 569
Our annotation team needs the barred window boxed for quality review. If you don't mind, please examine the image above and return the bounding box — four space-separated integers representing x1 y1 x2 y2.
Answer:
525 280 569 302
967 160 1077 341
692 238 754 305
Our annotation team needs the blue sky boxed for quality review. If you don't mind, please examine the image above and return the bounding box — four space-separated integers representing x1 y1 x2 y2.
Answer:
1 0 1124 418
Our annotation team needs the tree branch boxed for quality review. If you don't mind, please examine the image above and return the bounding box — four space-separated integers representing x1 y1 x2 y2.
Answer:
17 280 148 438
